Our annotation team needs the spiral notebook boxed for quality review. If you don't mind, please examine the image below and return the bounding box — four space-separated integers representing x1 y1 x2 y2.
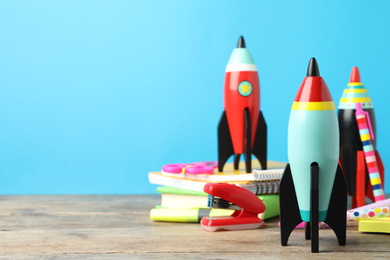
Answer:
161 168 284 182
148 171 280 194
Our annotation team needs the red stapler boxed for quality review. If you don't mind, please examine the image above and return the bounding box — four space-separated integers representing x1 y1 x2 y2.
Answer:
201 183 266 231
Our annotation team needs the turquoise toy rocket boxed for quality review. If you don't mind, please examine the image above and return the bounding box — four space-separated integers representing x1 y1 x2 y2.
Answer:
279 58 347 253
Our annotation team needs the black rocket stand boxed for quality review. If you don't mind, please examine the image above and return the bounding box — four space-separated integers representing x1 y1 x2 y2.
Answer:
218 108 267 173
280 163 347 253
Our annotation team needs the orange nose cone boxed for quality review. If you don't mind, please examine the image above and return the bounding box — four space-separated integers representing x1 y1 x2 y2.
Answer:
350 66 361 83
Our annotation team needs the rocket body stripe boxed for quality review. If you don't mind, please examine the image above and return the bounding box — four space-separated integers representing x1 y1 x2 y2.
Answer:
343 89 367 93
339 102 373 109
341 93 370 98
338 81 374 109
348 82 364 86
340 97 372 103
292 101 335 111
225 64 257 72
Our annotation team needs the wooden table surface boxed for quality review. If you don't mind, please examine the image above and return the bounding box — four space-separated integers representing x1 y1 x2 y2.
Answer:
0 195 389 259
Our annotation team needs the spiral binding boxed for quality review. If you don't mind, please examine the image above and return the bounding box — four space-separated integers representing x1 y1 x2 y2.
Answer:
237 180 280 195
252 169 283 181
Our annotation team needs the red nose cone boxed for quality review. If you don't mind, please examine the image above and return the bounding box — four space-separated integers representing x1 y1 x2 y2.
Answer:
350 67 361 83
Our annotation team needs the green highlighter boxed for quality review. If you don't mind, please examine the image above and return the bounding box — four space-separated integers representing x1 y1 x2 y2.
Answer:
150 207 234 223
150 193 280 223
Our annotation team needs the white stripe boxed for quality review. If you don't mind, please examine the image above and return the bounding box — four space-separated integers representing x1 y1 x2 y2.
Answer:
366 155 376 163
225 64 257 72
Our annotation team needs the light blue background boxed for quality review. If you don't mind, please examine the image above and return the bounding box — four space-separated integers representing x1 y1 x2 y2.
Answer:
0 1 389 194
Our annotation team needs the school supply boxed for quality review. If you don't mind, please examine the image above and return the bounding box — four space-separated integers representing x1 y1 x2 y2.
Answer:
149 171 280 194
359 216 390 233
161 167 283 182
201 183 266 231
150 161 284 194
162 162 217 175
150 207 233 223
355 102 385 202
348 206 389 221
153 186 280 221
348 198 390 212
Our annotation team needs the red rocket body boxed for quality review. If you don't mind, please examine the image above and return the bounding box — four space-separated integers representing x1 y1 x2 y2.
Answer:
224 71 260 154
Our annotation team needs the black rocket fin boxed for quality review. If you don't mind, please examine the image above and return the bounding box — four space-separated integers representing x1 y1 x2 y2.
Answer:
218 111 235 172
340 148 358 196
244 108 252 173
233 154 241 170
252 110 267 170
280 163 302 246
310 162 319 253
305 222 311 240
323 163 347 246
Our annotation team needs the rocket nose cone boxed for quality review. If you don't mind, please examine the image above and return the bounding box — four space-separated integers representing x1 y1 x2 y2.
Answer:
307 57 320 77
237 36 246 48
350 66 361 83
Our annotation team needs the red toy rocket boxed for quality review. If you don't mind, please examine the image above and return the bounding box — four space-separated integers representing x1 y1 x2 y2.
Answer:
218 36 267 173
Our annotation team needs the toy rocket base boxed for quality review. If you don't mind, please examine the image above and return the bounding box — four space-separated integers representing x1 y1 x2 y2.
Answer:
201 183 265 232
218 109 267 173
280 163 347 253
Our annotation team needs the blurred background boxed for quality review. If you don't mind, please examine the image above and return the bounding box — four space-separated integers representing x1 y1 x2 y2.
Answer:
0 0 389 194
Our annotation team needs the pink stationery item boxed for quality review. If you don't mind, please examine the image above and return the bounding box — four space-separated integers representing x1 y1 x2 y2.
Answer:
162 162 218 175
278 221 329 229
355 102 385 202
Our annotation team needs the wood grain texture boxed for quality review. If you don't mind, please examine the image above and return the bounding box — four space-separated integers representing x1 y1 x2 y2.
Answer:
0 195 389 259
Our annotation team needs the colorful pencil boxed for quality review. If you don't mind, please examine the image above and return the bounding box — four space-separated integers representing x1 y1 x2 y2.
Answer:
355 102 385 201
